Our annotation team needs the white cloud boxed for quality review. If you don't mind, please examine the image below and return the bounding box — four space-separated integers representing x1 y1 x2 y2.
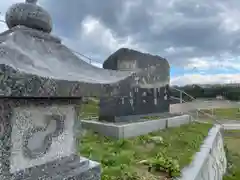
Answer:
1 0 240 87
0 15 7 32
80 16 142 53
218 3 240 32
184 56 240 71
165 47 176 53
164 46 194 55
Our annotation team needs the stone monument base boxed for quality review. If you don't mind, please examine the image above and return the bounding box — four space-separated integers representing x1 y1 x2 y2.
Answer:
99 112 178 123
82 114 191 139
11 155 101 180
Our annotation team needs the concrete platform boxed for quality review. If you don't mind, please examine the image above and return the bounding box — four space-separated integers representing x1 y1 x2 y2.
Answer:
82 114 191 139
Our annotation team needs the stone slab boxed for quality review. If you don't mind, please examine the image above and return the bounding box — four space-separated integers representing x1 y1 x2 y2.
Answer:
82 120 121 138
10 104 76 173
70 158 101 180
99 87 170 123
121 119 167 138
167 114 191 128
11 155 101 180
82 115 191 139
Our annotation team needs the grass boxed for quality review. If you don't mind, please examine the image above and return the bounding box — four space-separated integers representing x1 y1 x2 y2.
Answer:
223 130 240 180
79 99 240 179
79 99 99 119
201 108 240 120
79 122 213 180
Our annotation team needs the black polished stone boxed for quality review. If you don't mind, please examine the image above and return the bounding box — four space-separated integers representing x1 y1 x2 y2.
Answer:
99 86 170 122
99 48 170 122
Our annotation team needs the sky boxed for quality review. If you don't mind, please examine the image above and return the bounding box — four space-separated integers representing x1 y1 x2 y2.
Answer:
1 0 240 86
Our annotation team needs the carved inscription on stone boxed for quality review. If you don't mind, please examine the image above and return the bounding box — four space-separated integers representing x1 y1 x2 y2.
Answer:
22 114 66 160
10 105 75 173
117 60 137 70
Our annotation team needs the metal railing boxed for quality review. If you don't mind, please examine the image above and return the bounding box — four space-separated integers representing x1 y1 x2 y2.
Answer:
172 87 223 125
171 87 196 102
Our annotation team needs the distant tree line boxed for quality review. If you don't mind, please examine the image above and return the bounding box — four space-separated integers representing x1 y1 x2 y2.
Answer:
170 85 240 101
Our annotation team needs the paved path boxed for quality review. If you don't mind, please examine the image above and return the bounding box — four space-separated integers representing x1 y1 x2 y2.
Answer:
169 100 240 127
170 100 240 114
223 123 240 129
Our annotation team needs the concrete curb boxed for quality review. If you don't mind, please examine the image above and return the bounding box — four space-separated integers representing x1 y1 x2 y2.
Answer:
82 114 191 139
178 125 227 180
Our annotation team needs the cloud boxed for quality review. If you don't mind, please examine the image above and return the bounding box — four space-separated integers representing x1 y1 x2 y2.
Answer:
40 0 240 66
0 15 7 32
185 56 240 71
1 0 240 85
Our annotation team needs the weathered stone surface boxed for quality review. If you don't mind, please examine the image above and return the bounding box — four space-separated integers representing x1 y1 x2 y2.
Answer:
0 98 101 180
0 1 107 179
12 156 101 180
0 26 169 98
6 1 52 33
0 99 88 178
10 101 77 173
103 48 170 87
0 0 172 179
99 48 170 122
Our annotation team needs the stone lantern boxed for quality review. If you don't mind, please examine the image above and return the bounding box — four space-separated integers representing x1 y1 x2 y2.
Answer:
0 0 170 178
0 0 134 179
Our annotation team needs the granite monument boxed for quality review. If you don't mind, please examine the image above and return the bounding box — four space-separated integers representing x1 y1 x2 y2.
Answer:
99 48 170 122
